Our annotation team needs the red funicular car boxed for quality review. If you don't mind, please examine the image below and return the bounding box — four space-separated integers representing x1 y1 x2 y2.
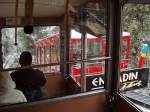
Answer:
69 30 130 84
35 29 148 91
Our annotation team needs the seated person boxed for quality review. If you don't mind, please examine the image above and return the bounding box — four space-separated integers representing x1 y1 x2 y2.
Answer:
11 51 46 102
0 72 27 106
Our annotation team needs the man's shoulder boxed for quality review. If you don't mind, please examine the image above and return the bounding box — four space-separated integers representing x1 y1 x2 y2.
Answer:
10 70 20 76
10 70 22 80
10 68 44 76
34 69 44 74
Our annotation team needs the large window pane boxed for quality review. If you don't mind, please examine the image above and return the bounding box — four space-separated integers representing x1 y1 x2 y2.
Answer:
121 3 150 111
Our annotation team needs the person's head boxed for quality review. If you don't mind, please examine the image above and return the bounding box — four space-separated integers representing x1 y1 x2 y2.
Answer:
19 51 32 66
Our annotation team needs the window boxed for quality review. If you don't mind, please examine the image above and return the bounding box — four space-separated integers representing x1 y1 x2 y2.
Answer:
2 26 60 73
69 1 107 91
121 3 150 111
0 0 107 106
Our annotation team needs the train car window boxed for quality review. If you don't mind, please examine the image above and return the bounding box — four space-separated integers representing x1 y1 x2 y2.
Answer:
120 3 150 111
1 26 62 105
0 0 107 106
69 1 106 91
2 26 60 73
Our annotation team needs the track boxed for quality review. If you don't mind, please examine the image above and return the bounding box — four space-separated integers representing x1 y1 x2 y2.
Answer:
125 91 150 110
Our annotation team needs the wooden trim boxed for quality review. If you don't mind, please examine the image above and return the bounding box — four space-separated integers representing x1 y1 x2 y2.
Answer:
25 0 33 24
0 16 64 27
0 89 105 110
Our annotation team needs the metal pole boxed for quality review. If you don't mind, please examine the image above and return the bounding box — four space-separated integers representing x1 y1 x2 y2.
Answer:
60 25 65 76
105 0 121 111
39 47 42 70
0 28 3 70
49 46 52 72
36 48 39 64
15 0 19 45
64 0 70 77
80 8 88 92
44 47 46 72
105 0 111 90
81 31 87 92
109 0 121 96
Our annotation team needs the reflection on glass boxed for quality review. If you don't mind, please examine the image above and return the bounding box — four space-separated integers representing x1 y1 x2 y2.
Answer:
70 29 106 91
87 40 102 59
121 3 150 111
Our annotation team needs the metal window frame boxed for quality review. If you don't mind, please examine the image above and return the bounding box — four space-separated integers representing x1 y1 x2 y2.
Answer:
105 0 122 111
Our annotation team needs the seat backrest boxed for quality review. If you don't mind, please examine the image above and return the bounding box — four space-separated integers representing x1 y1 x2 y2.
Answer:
42 74 66 98
0 91 106 112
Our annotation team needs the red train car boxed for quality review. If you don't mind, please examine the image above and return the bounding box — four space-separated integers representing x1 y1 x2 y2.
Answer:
35 29 131 85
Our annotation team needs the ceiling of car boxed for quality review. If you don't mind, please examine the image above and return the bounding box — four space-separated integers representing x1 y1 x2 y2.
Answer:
0 0 90 18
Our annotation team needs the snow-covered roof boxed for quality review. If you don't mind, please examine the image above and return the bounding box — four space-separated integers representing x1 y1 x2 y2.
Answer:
71 29 130 39
71 29 98 39
122 32 130 36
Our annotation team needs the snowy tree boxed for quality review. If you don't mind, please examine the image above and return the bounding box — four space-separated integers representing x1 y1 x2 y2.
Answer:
2 26 60 69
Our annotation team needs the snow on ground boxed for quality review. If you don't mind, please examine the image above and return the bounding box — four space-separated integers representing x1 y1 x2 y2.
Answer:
136 104 150 112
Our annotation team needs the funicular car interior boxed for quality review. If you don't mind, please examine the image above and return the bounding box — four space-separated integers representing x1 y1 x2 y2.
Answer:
0 0 149 112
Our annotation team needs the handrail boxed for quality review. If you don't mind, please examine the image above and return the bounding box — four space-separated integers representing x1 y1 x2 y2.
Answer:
1 62 61 72
1 56 111 72
67 75 81 86
44 72 61 76
73 56 111 62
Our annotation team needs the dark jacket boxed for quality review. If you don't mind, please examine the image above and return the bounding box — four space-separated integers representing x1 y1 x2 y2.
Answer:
11 67 46 101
